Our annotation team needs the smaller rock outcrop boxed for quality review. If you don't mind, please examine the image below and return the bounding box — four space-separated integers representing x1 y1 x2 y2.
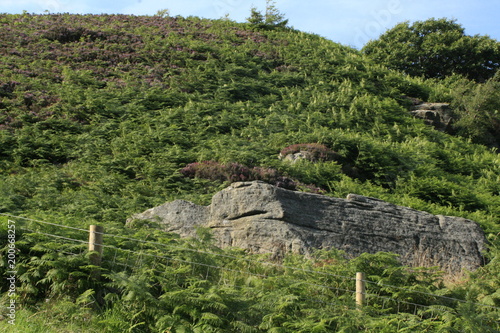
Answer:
280 151 313 163
410 102 453 131
278 143 339 163
128 181 487 273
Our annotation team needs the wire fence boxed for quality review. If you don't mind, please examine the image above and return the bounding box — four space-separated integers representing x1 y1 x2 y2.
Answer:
2 212 500 321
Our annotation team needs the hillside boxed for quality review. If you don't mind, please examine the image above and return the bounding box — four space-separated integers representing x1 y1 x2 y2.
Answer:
1 13 499 332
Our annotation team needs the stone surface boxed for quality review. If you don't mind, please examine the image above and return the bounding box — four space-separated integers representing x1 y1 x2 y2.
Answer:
128 181 487 272
410 102 453 131
279 151 312 163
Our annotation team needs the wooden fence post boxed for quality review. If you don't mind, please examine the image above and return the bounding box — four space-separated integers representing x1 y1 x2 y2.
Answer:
356 272 366 310
88 225 103 267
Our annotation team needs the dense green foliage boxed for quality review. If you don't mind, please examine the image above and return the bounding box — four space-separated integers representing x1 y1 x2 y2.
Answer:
0 12 500 331
363 18 500 82
433 73 500 146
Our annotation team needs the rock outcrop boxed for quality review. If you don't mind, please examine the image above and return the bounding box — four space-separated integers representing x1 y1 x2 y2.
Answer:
410 102 454 132
128 181 487 273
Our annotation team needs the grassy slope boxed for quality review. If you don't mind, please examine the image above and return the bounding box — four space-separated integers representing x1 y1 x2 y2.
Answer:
0 13 499 331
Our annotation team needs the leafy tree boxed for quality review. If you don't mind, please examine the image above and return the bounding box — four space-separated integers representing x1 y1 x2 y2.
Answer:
427 73 500 147
449 73 500 146
264 0 288 27
247 6 265 26
155 9 170 18
363 18 500 82
247 0 289 28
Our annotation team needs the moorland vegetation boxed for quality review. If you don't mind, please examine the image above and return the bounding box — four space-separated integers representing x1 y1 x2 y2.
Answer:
0 8 499 332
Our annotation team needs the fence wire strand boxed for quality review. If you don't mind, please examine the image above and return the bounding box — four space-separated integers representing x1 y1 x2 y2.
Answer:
1 212 88 232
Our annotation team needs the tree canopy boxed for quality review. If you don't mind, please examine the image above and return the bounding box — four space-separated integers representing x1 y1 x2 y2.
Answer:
363 18 500 82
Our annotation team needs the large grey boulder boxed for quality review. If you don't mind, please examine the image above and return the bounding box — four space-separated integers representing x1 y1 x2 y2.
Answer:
128 181 487 273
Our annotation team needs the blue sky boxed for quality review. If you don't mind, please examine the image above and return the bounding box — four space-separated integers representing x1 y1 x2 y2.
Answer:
1 0 499 48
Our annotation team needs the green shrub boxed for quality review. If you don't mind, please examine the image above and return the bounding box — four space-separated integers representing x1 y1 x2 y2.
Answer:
180 161 297 190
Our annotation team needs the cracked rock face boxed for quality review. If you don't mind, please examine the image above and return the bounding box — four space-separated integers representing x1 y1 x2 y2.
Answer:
410 102 454 131
128 181 487 273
